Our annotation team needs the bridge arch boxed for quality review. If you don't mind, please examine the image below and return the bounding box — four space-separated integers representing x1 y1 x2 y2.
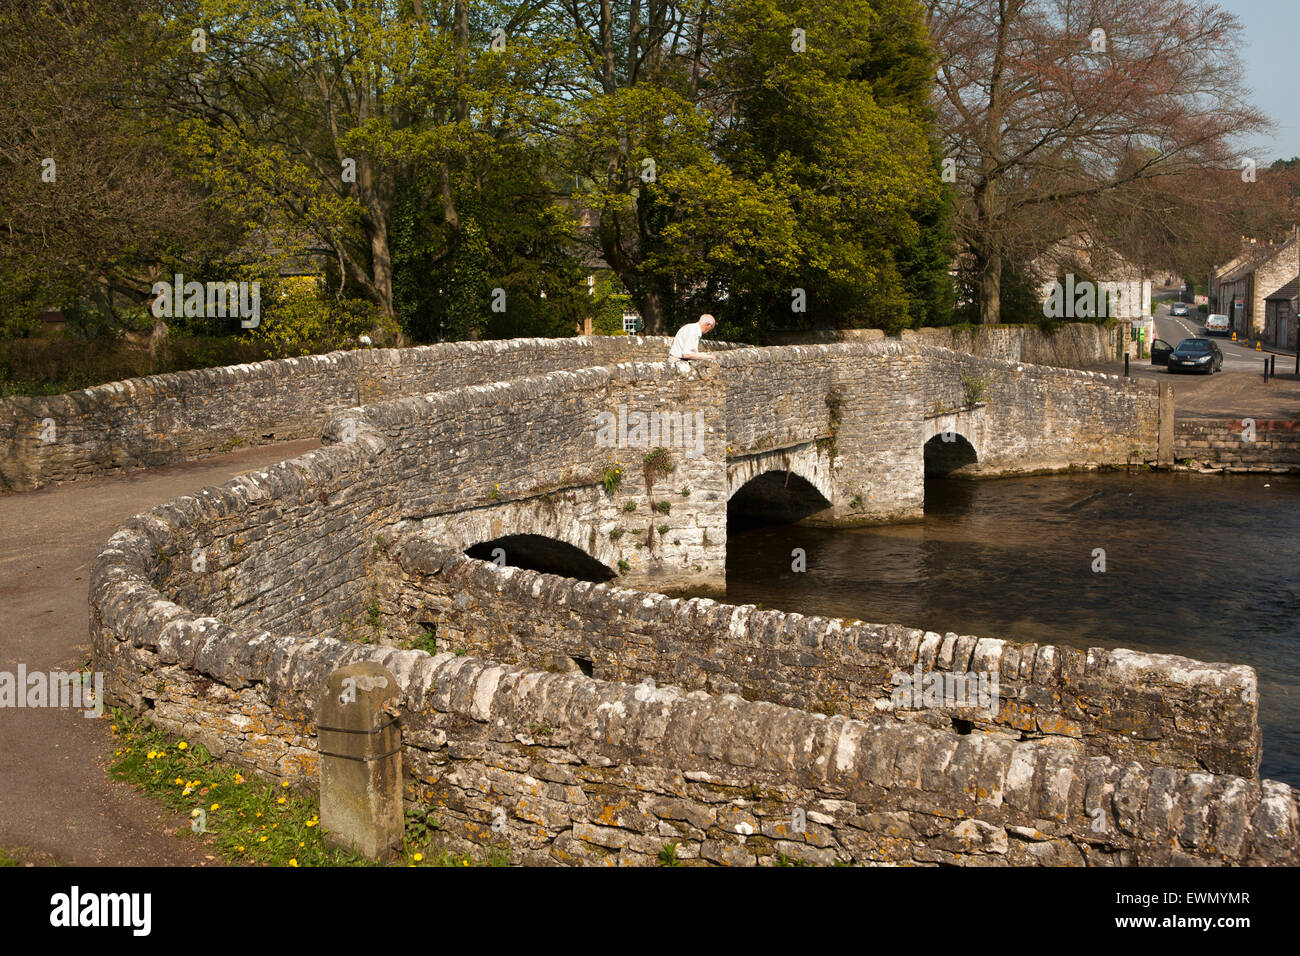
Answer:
412 495 617 577
465 534 614 582
923 431 979 476
726 443 835 523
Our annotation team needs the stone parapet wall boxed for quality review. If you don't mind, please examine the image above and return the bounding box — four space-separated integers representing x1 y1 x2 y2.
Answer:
917 347 1160 475
1174 419 1300 473
91 499 1299 864
146 362 733 654
768 323 1115 369
0 335 707 492
377 542 1261 779
901 323 1114 368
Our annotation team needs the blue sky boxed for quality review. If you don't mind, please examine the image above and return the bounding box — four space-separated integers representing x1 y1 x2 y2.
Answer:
1219 0 1300 161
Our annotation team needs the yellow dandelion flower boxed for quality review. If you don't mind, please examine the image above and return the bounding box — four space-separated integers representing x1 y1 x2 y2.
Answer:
277 797 286 805
235 845 244 852
289 859 298 867
281 781 290 788
174 778 184 785
210 803 220 812
177 742 187 750
413 853 423 862
234 773 244 784
259 836 267 842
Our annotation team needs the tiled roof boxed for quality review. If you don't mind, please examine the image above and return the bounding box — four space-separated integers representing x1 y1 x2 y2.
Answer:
1265 277 1298 301
1220 237 1296 283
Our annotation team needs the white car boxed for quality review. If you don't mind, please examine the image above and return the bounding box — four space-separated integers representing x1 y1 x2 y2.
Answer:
1204 314 1230 336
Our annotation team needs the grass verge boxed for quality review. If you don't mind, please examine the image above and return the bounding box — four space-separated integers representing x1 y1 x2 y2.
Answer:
108 707 508 867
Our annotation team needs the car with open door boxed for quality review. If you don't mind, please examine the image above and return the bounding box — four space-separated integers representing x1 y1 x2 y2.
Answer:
1166 337 1223 374
1151 338 1174 365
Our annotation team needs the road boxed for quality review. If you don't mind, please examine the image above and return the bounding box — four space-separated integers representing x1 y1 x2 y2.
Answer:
1102 300 1300 420
1151 301 1288 374
0 439 319 865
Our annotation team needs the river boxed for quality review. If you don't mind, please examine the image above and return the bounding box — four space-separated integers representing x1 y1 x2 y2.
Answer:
721 471 1300 787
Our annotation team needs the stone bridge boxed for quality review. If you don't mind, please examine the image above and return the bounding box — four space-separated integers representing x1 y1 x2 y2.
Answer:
24 335 1287 869
3 335 1155 591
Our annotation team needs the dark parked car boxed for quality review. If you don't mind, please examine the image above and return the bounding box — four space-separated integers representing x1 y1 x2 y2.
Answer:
1170 302 1190 316
1153 337 1223 373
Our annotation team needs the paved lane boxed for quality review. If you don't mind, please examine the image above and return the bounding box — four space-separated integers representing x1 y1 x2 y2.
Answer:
0 439 318 865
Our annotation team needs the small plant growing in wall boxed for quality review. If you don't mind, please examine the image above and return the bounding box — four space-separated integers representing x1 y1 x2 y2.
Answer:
622 500 636 512
658 842 681 867
617 559 630 574
679 486 691 497
488 484 500 501
609 526 625 541
642 445 675 501
407 623 437 656
825 386 844 430
601 463 624 495
658 524 669 536
654 500 671 515
960 371 991 406
405 806 441 844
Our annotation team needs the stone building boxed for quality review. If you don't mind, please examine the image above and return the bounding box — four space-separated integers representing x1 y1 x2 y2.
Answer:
1031 236 1153 357
1264 278 1298 349
1212 229 1300 340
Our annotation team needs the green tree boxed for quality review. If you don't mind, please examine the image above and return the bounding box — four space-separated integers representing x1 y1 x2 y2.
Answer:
164 0 580 333
0 0 236 339
562 0 949 336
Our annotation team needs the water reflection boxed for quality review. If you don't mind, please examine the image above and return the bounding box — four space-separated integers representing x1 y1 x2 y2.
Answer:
721 471 1300 786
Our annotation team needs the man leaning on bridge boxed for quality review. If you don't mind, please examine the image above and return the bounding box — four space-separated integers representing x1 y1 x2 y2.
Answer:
669 313 718 367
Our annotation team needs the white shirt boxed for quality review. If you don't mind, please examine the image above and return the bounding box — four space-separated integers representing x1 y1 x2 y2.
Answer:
669 322 703 360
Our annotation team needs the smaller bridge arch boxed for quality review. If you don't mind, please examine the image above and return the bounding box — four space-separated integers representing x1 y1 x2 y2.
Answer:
412 495 617 577
923 432 978 476
922 406 989 477
465 534 615 582
726 442 835 523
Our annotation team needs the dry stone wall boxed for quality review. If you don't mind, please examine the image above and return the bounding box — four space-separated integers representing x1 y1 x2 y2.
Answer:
91 514 1299 865
768 323 1115 369
374 542 1261 779
1174 419 1300 473
0 335 694 492
901 323 1115 368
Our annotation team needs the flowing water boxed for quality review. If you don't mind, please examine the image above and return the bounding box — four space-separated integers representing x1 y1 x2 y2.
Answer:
722 471 1300 787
